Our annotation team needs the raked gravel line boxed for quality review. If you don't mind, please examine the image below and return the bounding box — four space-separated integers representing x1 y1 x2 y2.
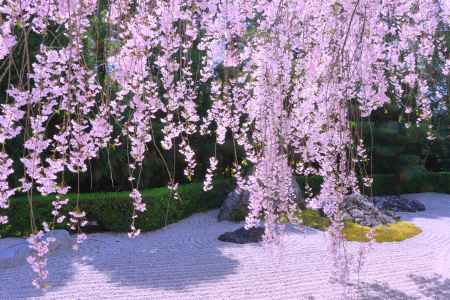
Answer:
0 193 449 300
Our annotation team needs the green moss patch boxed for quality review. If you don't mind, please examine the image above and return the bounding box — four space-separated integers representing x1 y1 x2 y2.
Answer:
297 209 422 243
371 221 422 242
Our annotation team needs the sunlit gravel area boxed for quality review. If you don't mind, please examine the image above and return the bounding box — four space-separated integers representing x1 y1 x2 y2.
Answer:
1 193 449 300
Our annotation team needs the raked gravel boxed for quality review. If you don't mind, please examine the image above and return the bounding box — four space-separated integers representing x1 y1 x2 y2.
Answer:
1 193 449 300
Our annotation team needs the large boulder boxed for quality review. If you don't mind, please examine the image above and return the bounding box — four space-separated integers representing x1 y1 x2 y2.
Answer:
371 195 426 212
217 189 251 222
218 227 264 244
341 194 400 227
218 176 303 222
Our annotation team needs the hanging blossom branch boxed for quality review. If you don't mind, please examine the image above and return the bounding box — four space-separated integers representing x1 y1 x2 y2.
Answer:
0 0 101 288
195 0 449 289
26 224 56 289
0 92 24 224
107 0 207 233
108 1 164 237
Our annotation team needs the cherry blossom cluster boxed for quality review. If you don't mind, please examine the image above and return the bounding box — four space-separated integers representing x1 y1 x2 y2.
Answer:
0 0 448 290
0 0 102 287
0 153 14 224
68 210 88 250
0 89 26 224
195 0 447 285
203 157 218 192
26 228 55 289
51 197 69 224
128 189 146 238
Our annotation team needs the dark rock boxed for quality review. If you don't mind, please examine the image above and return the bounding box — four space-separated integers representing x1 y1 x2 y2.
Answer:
218 189 251 222
218 175 303 222
371 195 426 212
341 194 400 227
218 227 265 244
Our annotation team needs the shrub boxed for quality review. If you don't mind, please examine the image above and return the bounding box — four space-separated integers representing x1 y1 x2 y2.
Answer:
296 175 323 197
432 172 450 194
399 170 433 194
342 221 422 243
0 178 234 238
296 209 330 230
298 172 450 197
296 209 422 243
395 171 450 194
368 174 397 196
2 172 447 238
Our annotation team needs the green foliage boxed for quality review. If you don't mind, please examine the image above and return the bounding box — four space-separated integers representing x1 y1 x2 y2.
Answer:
398 170 432 194
428 172 450 194
297 209 330 230
367 174 397 196
0 178 234 238
229 208 248 222
296 175 323 196
371 171 450 195
427 129 450 172
297 209 422 243
362 118 429 177
298 173 450 197
2 171 446 239
342 221 422 243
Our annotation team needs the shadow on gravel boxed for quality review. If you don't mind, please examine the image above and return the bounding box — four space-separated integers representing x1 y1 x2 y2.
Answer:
82 224 241 291
0 251 76 298
410 274 450 299
355 281 421 300
87 245 239 291
82 211 321 292
355 273 450 300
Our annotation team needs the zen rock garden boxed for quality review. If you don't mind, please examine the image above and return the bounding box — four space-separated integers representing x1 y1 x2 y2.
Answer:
218 184 426 244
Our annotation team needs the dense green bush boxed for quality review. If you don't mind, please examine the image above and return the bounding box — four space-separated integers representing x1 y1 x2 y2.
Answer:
368 174 397 196
368 172 432 195
428 172 450 194
0 178 234 238
2 172 449 238
298 172 450 197
296 175 324 196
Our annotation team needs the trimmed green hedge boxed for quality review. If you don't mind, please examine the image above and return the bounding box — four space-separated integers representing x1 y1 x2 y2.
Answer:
368 174 397 195
2 172 449 238
296 172 450 197
0 178 234 238
427 172 450 194
378 172 450 195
